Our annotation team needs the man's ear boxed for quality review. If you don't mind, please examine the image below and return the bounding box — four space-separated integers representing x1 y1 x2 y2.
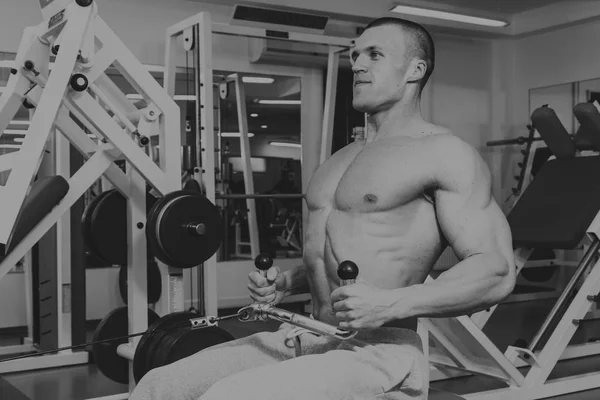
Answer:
406 58 427 83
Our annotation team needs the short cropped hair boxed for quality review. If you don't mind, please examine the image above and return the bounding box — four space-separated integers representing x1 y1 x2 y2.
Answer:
364 17 435 95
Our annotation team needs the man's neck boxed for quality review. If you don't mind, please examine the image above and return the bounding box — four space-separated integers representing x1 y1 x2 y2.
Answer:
365 98 423 143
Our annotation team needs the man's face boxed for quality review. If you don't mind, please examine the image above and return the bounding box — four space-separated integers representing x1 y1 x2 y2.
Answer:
351 25 412 113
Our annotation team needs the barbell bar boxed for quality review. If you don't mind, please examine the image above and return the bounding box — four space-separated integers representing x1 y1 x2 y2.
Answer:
486 136 544 147
216 193 305 200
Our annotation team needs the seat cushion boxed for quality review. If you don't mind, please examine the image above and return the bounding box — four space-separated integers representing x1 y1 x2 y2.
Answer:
2 175 69 256
508 155 600 249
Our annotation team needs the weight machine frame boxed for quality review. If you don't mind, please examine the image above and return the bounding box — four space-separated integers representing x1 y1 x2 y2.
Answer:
423 152 600 397
0 0 182 382
164 12 352 316
83 8 351 400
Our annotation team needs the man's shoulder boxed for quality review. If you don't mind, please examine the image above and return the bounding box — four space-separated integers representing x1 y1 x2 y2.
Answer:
423 131 479 162
422 131 491 189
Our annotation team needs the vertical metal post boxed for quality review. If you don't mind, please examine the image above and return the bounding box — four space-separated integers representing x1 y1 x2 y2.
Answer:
193 25 204 314
320 47 340 164
55 128 70 349
197 13 218 317
126 167 147 389
160 9 183 317
233 74 260 259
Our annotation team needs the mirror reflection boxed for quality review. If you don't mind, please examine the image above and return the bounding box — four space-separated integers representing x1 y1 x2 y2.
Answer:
135 69 304 261
214 73 302 261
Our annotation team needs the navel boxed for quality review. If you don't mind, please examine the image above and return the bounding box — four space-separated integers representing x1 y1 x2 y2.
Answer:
364 194 378 204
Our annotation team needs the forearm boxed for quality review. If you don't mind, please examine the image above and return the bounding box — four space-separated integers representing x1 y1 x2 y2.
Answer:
393 253 515 319
282 265 310 296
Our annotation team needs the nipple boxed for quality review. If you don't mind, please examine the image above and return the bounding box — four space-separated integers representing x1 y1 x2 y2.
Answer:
364 194 378 203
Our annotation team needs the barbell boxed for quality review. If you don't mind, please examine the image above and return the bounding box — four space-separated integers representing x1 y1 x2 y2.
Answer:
82 189 223 268
216 193 305 200
82 188 306 268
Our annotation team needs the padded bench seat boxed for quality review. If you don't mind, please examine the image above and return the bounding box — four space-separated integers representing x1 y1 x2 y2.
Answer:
508 155 600 249
0 175 69 258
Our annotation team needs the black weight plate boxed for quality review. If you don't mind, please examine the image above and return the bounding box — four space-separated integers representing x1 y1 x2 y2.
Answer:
159 193 223 266
82 191 111 260
152 328 186 369
92 307 159 384
183 179 202 193
86 188 160 266
90 189 127 265
132 311 194 383
147 312 196 371
146 191 183 268
119 260 162 305
156 326 235 368
147 191 223 268
133 316 165 383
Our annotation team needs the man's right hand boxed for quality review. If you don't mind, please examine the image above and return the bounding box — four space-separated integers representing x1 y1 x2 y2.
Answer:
248 266 287 304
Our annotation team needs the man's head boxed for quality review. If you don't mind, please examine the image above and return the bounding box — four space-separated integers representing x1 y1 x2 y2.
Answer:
351 17 435 113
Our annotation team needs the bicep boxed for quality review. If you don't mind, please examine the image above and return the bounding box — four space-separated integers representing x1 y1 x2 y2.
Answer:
435 188 513 264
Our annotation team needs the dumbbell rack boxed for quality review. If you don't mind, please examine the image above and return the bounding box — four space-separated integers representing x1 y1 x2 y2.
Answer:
0 0 183 380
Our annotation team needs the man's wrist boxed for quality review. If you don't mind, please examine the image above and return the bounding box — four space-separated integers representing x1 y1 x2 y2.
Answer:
389 285 418 321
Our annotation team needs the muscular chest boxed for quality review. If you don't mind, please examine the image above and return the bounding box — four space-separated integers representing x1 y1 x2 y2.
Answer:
306 140 433 212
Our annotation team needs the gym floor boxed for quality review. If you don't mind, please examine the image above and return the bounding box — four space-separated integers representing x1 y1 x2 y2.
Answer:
1 297 600 400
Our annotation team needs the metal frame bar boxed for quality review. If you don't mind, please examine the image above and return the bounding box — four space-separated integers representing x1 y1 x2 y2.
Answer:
217 193 305 200
0 2 92 248
231 74 260 259
320 47 341 164
0 0 180 383
424 235 600 398
55 125 71 350
196 13 219 317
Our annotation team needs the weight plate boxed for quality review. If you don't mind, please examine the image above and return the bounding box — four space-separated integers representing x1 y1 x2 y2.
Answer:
91 190 127 265
119 259 162 305
183 179 202 193
133 311 194 383
92 307 159 384
82 191 111 260
86 189 160 266
146 192 196 268
146 191 223 268
147 312 198 372
155 326 235 368
151 328 187 369
146 192 182 268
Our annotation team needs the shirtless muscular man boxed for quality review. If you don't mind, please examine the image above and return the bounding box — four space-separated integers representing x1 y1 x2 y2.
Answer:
130 16 516 400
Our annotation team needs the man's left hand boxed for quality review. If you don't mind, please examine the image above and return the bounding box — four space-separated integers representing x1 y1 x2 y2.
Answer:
330 281 397 330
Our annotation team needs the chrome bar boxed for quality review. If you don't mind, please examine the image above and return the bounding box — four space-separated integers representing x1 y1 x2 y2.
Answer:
216 193 305 200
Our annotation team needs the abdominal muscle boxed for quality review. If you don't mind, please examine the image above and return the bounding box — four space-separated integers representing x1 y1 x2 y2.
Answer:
305 201 445 327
